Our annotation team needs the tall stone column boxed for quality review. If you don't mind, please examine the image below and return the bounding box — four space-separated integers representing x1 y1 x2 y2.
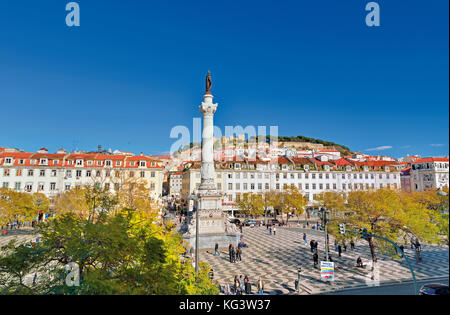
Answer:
198 93 217 191
183 72 240 249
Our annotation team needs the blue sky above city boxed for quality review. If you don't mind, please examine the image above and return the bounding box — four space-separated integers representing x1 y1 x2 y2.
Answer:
0 0 448 158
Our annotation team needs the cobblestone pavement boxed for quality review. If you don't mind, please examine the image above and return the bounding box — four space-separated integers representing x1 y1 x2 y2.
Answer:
0 228 38 247
199 226 449 295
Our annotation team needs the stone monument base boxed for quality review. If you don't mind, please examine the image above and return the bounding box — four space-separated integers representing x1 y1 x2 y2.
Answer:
182 232 241 250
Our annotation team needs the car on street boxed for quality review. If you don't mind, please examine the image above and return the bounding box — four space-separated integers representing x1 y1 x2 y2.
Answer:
419 284 449 295
244 219 258 226
265 219 280 226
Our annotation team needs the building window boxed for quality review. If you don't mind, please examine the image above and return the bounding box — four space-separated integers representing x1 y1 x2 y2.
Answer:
129 171 134 177
139 161 146 167
105 171 111 177
115 171 120 178
96 171 101 177
3 169 10 176
50 183 56 190
312 184 316 190
236 183 240 190
65 184 71 190
105 183 110 190
151 171 155 178
51 170 57 177
305 184 309 190
265 183 270 190
228 183 233 190
140 171 145 178
276 183 280 190
25 184 32 192
14 182 21 190
106 160 112 167
76 160 83 166
16 170 22 176
2 182 9 188
40 170 45 177
76 170 82 177
66 170 72 178
28 170 34 177
86 170 91 177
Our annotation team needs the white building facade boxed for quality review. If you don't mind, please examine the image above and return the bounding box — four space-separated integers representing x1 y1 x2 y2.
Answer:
0 149 164 200
410 157 449 191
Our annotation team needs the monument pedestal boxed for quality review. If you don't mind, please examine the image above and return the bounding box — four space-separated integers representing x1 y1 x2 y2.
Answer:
182 188 241 249
182 72 240 249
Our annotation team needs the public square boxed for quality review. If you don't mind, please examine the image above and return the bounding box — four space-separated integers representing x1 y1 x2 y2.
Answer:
197 224 449 295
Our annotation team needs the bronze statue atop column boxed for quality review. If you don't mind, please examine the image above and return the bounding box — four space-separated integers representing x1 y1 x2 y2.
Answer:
205 71 212 94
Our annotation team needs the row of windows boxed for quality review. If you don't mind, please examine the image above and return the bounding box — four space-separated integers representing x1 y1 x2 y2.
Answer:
2 169 156 178
224 172 397 180
2 158 153 167
2 181 157 191
223 182 397 191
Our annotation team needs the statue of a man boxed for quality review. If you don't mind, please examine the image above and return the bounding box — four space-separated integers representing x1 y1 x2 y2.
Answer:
205 71 212 93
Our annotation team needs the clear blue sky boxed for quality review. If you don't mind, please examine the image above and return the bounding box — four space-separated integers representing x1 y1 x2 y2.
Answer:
0 0 448 158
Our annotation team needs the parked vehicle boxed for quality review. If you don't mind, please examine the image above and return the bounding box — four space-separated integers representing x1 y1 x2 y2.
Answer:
244 219 258 226
265 219 280 226
419 284 449 295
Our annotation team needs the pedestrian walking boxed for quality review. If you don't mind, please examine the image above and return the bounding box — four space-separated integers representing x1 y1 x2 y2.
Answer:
234 275 239 294
334 241 338 252
269 226 272 235
303 233 307 246
350 240 355 250
257 277 264 295
236 247 241 261
214 242 220 256
310 240 314 252
314 240 318 253
343 241 347 252
231 246 236 263
240 224 243 233
313 252 319 268
239 275 244 294
244 276 252 294
356 256 363 267
273 227 276 235
224 281 231 295
229 245 233 263
338 244 342 257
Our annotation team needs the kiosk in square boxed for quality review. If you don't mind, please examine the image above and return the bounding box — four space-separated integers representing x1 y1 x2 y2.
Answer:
320 261 335 281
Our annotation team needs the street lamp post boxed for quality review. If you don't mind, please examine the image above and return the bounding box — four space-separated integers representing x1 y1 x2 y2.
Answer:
318 207 331 261
296 266 302 293
187 194 199 274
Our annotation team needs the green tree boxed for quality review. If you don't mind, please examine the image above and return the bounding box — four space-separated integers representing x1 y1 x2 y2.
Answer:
0 211 218 295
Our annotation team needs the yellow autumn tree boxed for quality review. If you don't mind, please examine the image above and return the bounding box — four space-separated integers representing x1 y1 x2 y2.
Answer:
282 185 308 224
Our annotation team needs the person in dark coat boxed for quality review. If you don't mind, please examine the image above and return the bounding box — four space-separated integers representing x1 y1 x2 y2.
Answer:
338 244 342 257
244 275 251 294
310 240 315 253
313 252 319 268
